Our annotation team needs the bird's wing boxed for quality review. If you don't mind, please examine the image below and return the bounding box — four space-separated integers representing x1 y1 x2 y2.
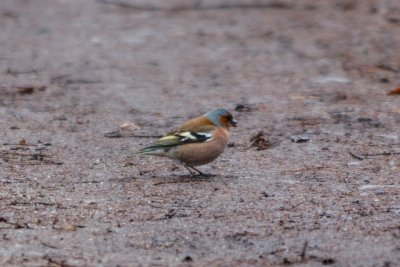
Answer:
146 131 213 149
134 116 217 155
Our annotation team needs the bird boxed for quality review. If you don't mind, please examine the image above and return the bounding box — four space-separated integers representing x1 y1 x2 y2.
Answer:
134 108 237 176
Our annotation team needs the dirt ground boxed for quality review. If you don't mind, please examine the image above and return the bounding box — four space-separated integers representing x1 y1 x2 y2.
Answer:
1 0 400 266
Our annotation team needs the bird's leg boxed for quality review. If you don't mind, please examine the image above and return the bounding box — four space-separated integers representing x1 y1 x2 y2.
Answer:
183 165 196 177
189 166 215 177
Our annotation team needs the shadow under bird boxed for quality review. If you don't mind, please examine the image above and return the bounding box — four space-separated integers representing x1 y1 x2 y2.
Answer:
134 108 237 176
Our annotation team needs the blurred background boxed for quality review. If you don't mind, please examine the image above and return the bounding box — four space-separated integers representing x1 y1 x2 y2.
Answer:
1 0 400 266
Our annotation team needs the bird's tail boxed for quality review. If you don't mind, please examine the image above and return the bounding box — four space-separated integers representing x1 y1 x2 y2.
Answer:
132 146 167 156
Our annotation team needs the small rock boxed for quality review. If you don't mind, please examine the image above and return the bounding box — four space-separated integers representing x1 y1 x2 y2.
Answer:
17 86 35 94
17 85 46 94
53 115 68 121
290 134 310 143
380 77 389 83
314 76 350 84
235 104 252 112
104 131 122 138
261 192 274 198
62 223 77 232
183 256 193 262
120 122 140 131
322 258 335 265
227 142 235 147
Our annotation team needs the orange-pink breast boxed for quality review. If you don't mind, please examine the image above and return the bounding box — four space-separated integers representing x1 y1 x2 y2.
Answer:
169 128 230 166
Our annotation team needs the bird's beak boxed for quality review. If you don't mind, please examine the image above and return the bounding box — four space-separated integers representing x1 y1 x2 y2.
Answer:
231 119 238 127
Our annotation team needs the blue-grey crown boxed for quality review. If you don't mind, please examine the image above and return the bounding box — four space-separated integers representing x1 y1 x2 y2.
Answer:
205 108 233 127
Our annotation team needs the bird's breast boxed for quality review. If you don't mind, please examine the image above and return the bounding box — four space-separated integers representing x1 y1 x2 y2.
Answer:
169 128 229 166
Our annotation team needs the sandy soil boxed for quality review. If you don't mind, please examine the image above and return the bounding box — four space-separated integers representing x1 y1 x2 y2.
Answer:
1 0 400 266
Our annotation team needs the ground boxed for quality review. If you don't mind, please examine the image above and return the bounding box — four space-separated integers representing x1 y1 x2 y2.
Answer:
1 0 400 266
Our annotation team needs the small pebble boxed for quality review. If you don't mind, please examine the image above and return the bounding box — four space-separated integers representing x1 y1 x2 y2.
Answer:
290 134 310 143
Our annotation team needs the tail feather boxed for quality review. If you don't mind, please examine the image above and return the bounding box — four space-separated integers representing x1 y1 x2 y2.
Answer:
133 146 169 156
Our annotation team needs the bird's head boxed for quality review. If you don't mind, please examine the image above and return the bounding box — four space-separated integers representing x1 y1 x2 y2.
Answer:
205 108 237 130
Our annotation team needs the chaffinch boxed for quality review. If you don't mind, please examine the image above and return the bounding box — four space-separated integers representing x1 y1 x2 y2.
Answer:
135 108 237 176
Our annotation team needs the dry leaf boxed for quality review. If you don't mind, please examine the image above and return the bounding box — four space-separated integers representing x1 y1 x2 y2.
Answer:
17 85 46 94
62 223 77 232
17 86 34 94
250 131 271 150
19 138 27 145
388 86 400 95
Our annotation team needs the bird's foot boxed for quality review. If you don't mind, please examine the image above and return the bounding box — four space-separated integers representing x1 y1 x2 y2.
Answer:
194 172 215 178
186 166 215 178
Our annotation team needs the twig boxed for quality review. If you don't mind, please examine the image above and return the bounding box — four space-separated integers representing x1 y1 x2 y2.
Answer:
131 134 163 138
63 79 101 85
281 165 326 175
2 143 40 146
41 242 58 249
349 151 365 160
104 131 162 138
301 241 308 261
97 0 291 12
1 152 50 157
6 68 42 76
0 219 31 229
288 201 306 210
376 64 399 73
363 152 400 157
153 178 211 186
